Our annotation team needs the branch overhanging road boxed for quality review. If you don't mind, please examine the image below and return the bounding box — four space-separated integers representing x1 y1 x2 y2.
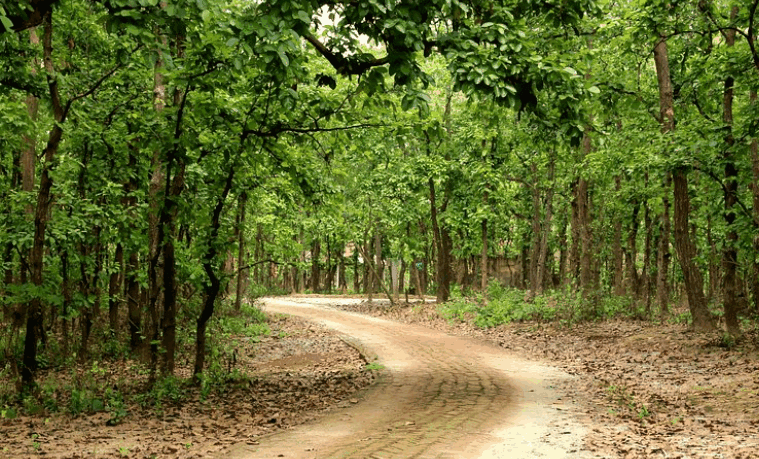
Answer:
225 297 589 459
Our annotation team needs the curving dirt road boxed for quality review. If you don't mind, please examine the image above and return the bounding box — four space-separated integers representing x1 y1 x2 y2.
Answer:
225 297 588 459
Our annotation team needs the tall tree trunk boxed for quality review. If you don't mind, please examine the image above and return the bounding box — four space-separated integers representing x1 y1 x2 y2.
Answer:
706 215 720 303
657 173 672 316
363 232 371 297
158 34 187 375
626 200 640 297
374 231 383 294
22 11 64 390
750 89 759 315
557 213 568 286
569 179 581 287
147 29 168 374
338 246 347 294
673 168 715 330
123 146 142 351
529 165 541 292
653 35 715 332
612 176 625 296
108 243 124 333
234 193 247 311
194 165 235 378
721 9 741 337
310 239 321 292
429 178 450 302
353 250 360 293
480 202 488 292
536 157 555 294
644 192 653 315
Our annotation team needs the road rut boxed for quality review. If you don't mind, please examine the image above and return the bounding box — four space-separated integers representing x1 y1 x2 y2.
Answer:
225 298 587 459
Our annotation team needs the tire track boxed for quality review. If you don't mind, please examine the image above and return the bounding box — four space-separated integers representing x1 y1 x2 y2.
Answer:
224 298 588 459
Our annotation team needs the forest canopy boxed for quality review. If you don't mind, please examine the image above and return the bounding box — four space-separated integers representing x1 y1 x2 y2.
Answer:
1 0 758 395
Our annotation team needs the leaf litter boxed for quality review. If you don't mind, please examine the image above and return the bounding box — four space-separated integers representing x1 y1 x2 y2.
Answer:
1 314 377 459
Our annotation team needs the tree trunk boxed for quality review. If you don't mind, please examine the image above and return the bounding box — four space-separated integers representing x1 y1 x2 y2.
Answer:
158 34 188 375
613 176 625 296
751 90 759 315
429 178 450 302
374 231 383 294
363 233 371 298
108 243 124 333
721 9 741 337
194 165 235 378
310 239 321 292
234 193 247 311
22 11 63 390
643 192 653 315
147 28 168 374
626 200 640 298
653 35 715 332
657 173 672 316
338 246 347 294
529 166 541 292
353 250 360 293
672 168 715 331
481 210 488 292
557 214 568 286
706 215 720 303
536 157 555 294
569 179 581 287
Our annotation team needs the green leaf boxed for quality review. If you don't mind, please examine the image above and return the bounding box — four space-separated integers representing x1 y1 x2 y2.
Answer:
0 14 12 33
297 10 310 24
278 50 289 66
563 66 577 75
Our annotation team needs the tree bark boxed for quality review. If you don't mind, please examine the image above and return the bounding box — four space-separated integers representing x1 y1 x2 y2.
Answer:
234 193 248 311
751 90 759 315
612 176 625 296
657 173 672 316
569 179 581 287
21 10 64 390
536 157 555 294
480 205 488 292
194 165 235 378
643 191 653 315
310 239 321 292
429 177 450 302
672 168 715 331
721 9 741 337
653 35 715 332
108 243 124 333
626 200 641 297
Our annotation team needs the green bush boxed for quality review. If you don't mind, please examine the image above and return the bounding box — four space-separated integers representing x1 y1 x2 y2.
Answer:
439 281 648 328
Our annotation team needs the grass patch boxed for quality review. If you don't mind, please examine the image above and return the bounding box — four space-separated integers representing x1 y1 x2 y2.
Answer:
439 281 645 328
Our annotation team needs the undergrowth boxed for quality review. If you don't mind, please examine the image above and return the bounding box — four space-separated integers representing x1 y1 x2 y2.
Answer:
0 300 270 421
440 281 642 328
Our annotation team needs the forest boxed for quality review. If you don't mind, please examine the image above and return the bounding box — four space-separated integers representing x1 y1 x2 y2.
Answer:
1 0 758 454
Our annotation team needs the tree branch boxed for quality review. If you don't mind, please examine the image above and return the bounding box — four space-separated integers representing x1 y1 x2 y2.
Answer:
749 0 759 71
696 165 759 229
303 32 389 75
244 122 381 138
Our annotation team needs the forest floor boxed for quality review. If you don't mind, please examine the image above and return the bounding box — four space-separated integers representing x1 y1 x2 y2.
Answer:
4 295 759 459
332 296 759 459
1 314 377 459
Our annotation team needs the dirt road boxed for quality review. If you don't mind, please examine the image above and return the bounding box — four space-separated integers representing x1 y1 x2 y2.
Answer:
225 297 589 459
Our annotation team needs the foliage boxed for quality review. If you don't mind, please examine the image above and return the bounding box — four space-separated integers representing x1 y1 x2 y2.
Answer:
441 281 657 328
